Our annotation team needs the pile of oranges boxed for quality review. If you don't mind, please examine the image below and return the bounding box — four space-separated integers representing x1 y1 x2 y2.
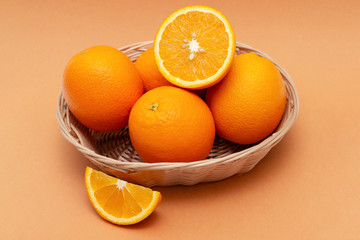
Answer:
63 5 287 164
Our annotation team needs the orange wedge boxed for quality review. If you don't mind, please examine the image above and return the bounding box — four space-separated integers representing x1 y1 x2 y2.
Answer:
85 167 161 225
154 5 236 89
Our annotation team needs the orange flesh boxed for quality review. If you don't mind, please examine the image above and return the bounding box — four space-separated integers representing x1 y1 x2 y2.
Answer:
159 11 229 81
89 171 154 218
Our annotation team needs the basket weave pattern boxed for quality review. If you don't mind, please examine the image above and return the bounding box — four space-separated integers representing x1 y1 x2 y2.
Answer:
56 41 299 187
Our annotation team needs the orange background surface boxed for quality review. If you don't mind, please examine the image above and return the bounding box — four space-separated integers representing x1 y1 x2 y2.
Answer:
1 0 360 239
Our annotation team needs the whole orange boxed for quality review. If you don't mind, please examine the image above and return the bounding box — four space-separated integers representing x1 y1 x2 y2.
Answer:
135 46 173 92
63 45 144 131
206 53 287 145
135 46 207 98
129 86 215 163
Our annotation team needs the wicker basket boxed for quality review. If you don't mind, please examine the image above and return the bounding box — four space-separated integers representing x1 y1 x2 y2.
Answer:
56 41 299 187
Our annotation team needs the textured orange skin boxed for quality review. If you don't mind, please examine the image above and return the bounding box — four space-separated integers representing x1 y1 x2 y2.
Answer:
129 86 215 163
135 47 173 92
206 53 287 145
135 47 207 99
63 45 144 131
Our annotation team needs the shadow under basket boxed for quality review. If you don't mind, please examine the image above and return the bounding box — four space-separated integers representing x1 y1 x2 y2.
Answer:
56 41 300 187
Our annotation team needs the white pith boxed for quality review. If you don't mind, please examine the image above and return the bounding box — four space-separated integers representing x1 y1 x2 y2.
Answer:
116 179 127 189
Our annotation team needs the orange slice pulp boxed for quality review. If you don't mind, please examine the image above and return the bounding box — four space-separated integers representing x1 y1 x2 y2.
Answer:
154 5 236 89
85 167 161 225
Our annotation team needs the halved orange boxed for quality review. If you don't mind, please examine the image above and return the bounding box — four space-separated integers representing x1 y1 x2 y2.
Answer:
85 167 161 225
154 5 236 89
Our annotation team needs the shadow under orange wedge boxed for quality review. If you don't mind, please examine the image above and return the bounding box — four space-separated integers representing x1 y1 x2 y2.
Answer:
85 167 161 225
154 5 236 89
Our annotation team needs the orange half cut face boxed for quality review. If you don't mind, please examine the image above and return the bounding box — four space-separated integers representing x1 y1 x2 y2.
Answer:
154 5 236 89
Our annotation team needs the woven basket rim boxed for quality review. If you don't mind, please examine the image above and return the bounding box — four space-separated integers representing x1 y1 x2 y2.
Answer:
56 41 299 172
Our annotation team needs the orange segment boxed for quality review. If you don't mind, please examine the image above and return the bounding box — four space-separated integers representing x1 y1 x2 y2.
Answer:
85 167 161 225
154 5 236 89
